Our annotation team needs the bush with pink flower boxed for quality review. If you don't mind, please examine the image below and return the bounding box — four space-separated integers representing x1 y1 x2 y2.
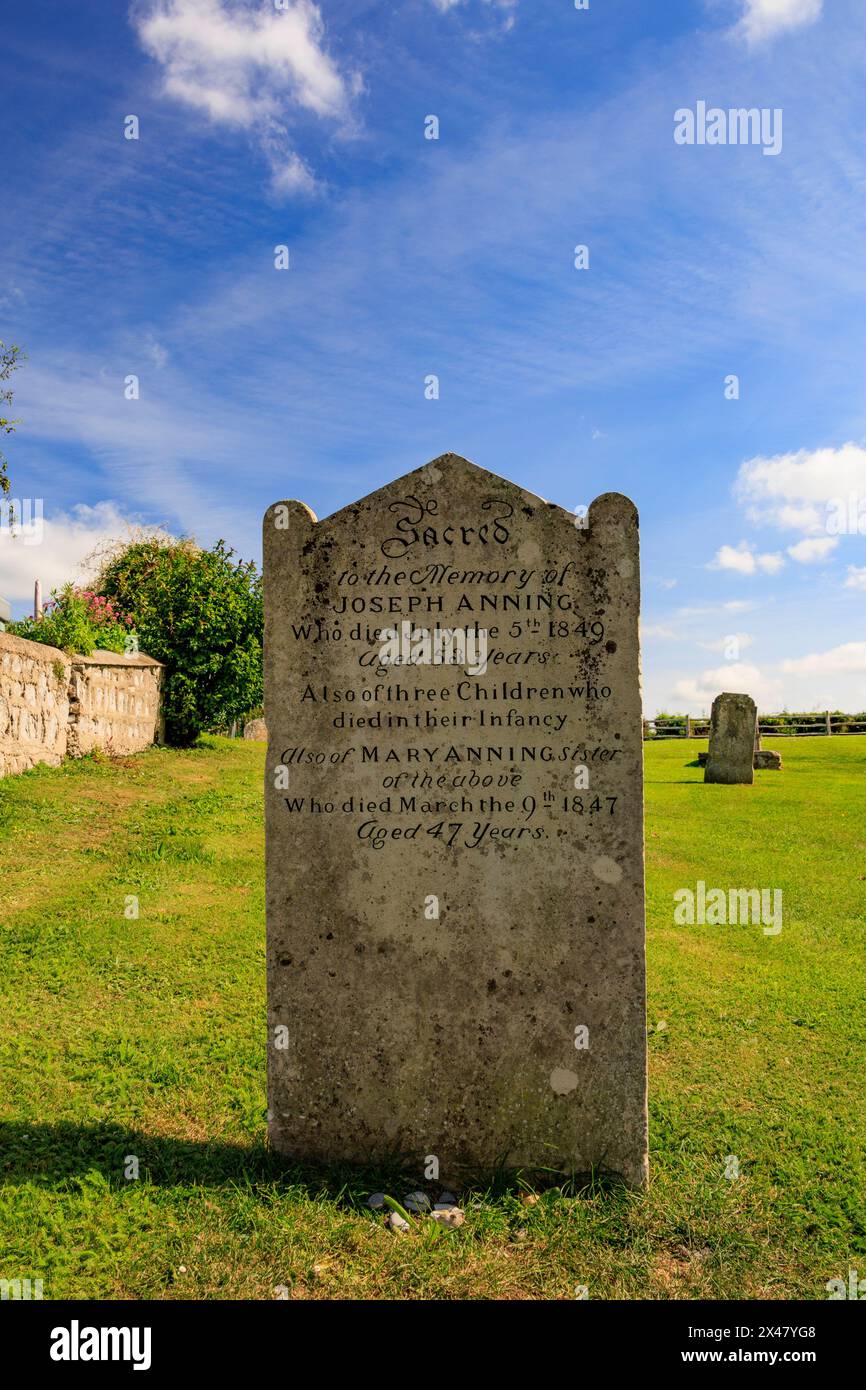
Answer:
9 583 135 655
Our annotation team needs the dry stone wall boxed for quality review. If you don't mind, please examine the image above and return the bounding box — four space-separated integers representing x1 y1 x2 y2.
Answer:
67 649 163 757
0 632 70 777
0 631 163 776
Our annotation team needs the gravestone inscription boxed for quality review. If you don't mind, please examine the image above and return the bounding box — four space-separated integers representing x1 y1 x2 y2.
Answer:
264 454 648 1186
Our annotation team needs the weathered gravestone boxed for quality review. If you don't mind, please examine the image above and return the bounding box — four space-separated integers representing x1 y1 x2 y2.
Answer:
704 692 757 785
263 453 648 1187
698 711 781 771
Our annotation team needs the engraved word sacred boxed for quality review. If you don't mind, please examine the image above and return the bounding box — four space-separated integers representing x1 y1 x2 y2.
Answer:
381 496 513 559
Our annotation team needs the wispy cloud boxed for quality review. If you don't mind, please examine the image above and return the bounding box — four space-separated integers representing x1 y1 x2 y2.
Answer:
0 502 141 607
734 0 823 46
145 334 169 369
781 641 866 676
131 0 358 194
430 0 517 15
675 601 757 617
698 632 755 652
15 351 285 556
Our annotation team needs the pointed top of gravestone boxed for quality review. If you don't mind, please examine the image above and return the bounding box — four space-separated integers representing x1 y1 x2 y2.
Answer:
308 452 638 529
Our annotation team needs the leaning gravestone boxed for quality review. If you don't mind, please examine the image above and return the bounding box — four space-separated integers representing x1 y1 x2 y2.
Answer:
704 692 757 785
263 454 648 1187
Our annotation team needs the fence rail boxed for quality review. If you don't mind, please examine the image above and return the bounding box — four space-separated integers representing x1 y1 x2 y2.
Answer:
643 713 866 739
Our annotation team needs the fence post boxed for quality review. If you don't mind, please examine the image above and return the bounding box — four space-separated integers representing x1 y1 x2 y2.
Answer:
685 716 692 739
826 710 832 736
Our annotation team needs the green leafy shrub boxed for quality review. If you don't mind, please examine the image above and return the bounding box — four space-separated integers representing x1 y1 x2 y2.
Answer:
97 538 263 747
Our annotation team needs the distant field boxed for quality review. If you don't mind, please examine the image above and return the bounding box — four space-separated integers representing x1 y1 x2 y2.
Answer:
1 735 863 1299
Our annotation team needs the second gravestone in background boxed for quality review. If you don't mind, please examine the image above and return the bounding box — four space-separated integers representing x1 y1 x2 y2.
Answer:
704 692 758 785
264 454 648 1187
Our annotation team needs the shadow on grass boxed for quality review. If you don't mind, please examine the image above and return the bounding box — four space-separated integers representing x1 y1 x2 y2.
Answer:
0 1121 625 1206
645 777 706 784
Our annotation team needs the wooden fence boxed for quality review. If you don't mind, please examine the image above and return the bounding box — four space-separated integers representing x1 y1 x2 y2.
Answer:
644 713 866 739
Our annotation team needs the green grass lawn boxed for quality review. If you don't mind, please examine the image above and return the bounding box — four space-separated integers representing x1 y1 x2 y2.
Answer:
1 735 863 1300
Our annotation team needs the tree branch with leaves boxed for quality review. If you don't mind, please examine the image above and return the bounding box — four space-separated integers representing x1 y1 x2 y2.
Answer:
0 342 26 495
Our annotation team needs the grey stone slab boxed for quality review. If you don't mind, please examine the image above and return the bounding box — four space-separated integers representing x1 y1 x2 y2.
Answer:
754 749 782 770
263 453 648 1187
704 692 757 785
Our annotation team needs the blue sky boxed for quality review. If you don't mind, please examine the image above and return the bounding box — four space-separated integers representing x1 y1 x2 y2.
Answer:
1 0 865 713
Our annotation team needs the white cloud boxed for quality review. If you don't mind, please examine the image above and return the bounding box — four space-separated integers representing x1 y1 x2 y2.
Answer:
786 535 839 564
844 566 866 592
735 442 866 534
673 661 783 710
267 147 316 196
132 0 354 194
770 503 825 532
642 624 679 640
781 642 866 676
674 600 757 619
0 502 142 610
734 0 823 45
711 542 785 575
698 632 755 653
